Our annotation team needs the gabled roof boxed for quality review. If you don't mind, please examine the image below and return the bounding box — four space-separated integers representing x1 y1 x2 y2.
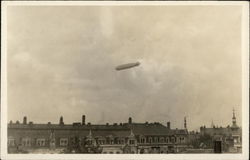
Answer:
8 122 188 137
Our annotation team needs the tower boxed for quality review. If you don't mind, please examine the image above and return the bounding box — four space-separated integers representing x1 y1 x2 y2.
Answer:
82 115 86 125
128 117 132 124
232 108 237 128
23 116 27 125
184 117 187 129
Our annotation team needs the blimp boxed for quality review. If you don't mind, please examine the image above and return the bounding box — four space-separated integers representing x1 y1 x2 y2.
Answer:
115 62 140 71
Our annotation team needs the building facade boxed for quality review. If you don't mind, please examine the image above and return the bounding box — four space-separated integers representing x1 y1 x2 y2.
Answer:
8 116 189 154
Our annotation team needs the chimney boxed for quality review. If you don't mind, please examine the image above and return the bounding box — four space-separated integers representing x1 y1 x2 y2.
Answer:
128 117 132 124
167 122 171 129
23 116 27 125
59 116 64 125
82 115 86 125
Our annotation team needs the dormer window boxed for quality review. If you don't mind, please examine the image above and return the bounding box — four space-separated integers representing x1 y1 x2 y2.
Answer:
129 140 135 145
140 137 146 144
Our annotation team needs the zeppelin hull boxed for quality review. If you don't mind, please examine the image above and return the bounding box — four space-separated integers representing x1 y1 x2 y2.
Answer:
115 62 140 71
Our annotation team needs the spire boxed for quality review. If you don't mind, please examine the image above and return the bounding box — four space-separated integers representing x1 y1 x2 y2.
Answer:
233 108 236 118
211 120 215 128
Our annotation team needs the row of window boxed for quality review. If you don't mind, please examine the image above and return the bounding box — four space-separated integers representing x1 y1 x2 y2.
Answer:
8 138 68 147
139 137 185 144
8 136 185 147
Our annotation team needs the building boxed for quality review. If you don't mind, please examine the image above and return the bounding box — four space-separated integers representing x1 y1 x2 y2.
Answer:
8 116 189 154
199 109 242 153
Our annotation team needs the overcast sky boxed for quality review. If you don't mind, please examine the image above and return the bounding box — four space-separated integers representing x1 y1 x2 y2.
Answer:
7 5 242 131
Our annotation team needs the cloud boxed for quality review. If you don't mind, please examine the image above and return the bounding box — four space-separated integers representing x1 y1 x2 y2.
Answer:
7 5 242 130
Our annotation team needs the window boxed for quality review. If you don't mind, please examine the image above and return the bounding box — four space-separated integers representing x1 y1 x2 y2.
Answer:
98 139 105 145
120 139 124 144
60 138 68 146
129 140 135 145
110 140 114 144
171 137 176 143
148 137 152 143
117 139 122 144
166 137 169 143
36 138 46 146
118 139 124 144
8 138 15 146
179 137 185 143
87 140 92 145
160 137 165 143
140 138 146 143
154 137 158 143
22 138 31 146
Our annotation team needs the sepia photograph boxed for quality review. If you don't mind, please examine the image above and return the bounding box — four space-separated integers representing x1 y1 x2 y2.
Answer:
1 1 249 160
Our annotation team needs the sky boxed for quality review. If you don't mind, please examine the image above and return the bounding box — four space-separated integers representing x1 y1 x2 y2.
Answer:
7 5 242 131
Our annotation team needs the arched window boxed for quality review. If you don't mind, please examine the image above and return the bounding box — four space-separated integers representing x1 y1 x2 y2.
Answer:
148 137 152 143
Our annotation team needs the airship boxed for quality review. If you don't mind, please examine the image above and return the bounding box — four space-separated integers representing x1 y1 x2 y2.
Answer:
115 62 140 71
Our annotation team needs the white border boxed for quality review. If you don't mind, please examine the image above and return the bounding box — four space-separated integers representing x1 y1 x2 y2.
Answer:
1 1 249 160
